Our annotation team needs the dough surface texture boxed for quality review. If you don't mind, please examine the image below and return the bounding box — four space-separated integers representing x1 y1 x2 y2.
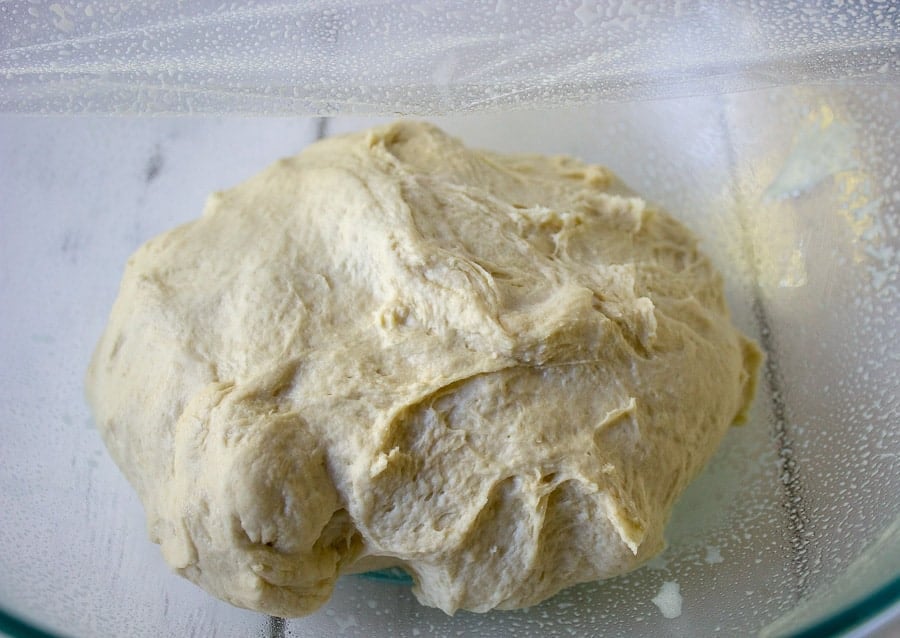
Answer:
87 121 760 616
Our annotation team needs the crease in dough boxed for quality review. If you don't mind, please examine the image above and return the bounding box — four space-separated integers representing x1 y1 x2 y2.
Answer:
87 121 761 617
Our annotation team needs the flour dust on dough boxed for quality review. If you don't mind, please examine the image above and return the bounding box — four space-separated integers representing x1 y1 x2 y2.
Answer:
87 121 761 616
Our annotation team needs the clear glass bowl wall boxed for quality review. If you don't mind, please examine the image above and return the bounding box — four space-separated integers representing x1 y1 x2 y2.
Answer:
1 81 898 637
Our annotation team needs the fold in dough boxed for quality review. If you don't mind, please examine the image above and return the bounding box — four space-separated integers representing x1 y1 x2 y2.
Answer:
87 121 761 616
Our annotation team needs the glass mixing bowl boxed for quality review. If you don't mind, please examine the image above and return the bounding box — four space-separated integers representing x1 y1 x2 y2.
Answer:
2 82 898 637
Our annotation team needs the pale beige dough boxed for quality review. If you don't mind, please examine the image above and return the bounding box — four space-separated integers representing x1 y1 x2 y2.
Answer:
87 121 760 616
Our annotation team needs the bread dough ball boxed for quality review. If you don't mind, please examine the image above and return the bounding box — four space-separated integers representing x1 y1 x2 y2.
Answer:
87 121 760 616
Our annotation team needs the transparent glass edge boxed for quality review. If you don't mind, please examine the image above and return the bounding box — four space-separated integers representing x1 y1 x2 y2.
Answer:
785 575 900 638
2 576 898 637
0 604 68 638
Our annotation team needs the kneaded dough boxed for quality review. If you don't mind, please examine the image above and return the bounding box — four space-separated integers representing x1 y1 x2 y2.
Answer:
87 121 760 617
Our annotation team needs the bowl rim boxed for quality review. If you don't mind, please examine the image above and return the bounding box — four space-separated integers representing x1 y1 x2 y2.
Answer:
1 573 898 638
